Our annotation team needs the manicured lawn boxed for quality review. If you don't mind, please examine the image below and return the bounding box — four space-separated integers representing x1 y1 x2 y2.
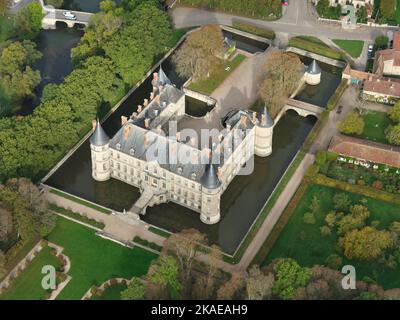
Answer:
289 36 345 61
0 245 61 300
359 110 391 144
332 39 364 58
262 184 400 289
91 284 127 300
47 217 157 299
188 54 246 95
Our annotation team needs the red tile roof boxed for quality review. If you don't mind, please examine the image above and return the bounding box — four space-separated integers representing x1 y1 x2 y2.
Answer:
363 76 400 97
329 134 400 168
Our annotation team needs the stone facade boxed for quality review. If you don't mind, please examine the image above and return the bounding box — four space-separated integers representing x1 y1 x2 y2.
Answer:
90 67 274 224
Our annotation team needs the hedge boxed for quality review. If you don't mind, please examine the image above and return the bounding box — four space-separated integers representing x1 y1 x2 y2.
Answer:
133 236 162 252
148 226 172 238
231 22 276 39
49 204 105 229
327 79 348 111
288 37 346 61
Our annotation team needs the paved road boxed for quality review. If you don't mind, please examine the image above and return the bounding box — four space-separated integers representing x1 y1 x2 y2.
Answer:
171 2 395 41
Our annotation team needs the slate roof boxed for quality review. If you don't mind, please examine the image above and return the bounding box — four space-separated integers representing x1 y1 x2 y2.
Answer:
307 59 321 75
90 119 109 146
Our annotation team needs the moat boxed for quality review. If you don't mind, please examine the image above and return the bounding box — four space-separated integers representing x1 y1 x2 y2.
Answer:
39 26 341 254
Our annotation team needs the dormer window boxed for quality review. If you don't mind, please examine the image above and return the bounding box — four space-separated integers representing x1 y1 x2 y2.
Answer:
129 148 135 156
177 167 183 174
116 143 121 151
191 172 197 180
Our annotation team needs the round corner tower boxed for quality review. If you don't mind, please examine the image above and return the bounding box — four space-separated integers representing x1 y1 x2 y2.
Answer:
90 119 111 182
304 59 322 86
254 106 274 157
200 163 221 225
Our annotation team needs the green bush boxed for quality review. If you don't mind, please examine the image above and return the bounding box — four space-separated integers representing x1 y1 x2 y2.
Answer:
231 22 275 39
327 79 348 111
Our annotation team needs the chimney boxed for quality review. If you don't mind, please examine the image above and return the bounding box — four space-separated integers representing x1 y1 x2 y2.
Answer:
144 99 149 107
261 114 267 127
240 114 247 126
131 112 138 119
252 112 257 123
156 125 162 135
137 105 143 113
153 72 158 82
176 132 181 141
155 95 161 106
150 92 155 100
123 126 130 139
190 137 196 147
121 116 128 126
144 118 150 129
226 123 231 131
92 119 97 132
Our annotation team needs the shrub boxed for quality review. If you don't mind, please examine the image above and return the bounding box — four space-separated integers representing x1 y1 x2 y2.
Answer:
315 151 327 166
325 254 343 270
372 180 383 190
303 212 316 225
232 22 276 39
320 226 332 236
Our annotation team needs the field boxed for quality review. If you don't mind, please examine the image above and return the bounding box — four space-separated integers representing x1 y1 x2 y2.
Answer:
332 39 364 58
288 36 345 61
262 184 400 289
188 54 246 95
0 246 61 300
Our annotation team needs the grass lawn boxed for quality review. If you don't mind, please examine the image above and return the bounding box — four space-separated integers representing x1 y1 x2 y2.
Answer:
46 217 157 299
289 36 345 61
91 283 127 300
359 110 391 144
188 54 246 95
262 184 400 289
0 246 61 300
332 39 364 58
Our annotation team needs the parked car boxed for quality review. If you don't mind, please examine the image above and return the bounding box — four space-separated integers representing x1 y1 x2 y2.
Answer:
367 44 374 58
63 11 77 20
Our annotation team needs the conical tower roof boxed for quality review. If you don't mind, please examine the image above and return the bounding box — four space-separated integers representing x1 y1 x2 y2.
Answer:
158 65 172 86
307 59 321 75
90 119 109 146
201 162 221 190
262 105 273 128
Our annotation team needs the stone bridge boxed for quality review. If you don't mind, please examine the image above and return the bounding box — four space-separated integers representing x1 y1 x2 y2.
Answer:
274 98 324 124
41 8 93 29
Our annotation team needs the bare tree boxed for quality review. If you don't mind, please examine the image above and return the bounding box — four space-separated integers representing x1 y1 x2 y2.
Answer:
246 265 275 300
259 51 304 118
217 271 246 300
173 25 224 81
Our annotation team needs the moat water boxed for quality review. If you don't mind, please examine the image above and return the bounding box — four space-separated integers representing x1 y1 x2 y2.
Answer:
19 27 83 115
40 30 343 254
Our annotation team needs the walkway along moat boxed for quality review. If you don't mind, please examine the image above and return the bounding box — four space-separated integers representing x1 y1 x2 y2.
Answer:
44 35 344 254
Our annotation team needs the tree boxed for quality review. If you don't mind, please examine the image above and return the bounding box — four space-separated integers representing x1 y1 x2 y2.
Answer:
375 35 389 50
337 111 365 135
217 271 245 300
0 250 5 278
332 193 351 212
303 212 316 225
324 254 342 270
336 205 370 235
356 6 368 24
173 24 224 81
380 0 396 21
204 244 223 299
162 229 207 292
325 210 337 227
149 255 181 299
0 40 42 107
386 124 400 145
272 258 311 300
340 226 393 260
246 265 274 300
389 101 400 123
15 2 44 40
0 0 9 16
320 225 331 237
259 51 303 118
45 0 64 8
121 277 146 300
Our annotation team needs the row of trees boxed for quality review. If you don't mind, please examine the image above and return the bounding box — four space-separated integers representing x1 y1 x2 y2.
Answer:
177 0 281 19
121 230 400 301
0 0 174 182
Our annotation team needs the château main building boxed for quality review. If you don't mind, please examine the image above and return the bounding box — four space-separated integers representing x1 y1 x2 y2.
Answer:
90 67 274 224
